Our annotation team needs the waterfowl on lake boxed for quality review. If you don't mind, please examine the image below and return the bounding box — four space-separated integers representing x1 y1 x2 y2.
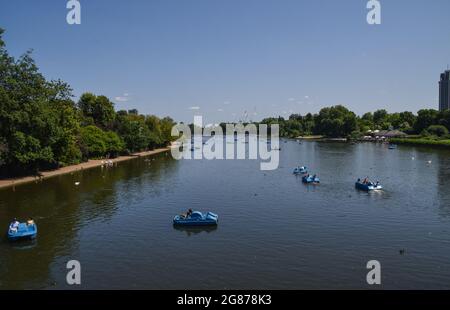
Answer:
355 178 382 191
302 174 320 184
388 144 397 149
7 219 37 241
173 210 218 226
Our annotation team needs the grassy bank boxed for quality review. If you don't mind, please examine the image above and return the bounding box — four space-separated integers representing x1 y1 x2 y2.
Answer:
390 137 450 148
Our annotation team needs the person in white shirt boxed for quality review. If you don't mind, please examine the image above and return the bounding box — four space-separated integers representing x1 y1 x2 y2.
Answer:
10 219 20 233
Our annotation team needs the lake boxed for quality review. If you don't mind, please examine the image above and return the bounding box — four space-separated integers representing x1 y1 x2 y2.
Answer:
1 139 450 289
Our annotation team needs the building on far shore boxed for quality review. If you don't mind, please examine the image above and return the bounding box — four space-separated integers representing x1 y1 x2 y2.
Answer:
439 70 450 111
364 130 407 141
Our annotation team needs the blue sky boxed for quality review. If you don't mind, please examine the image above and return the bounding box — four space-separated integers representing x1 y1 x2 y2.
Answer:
1 0 449 123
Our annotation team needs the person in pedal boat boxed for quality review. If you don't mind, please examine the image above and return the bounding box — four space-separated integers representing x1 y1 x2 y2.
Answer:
10 219 19 233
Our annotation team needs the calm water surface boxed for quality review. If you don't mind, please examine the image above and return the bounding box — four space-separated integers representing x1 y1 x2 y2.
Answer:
1 140 450 289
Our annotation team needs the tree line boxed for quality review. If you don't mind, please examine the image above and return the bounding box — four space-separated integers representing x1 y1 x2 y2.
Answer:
0 29 174 176
259 105 450 139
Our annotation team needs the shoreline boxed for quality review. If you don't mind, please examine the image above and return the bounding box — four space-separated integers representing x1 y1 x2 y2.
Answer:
389 138 450 148
0 147 171 190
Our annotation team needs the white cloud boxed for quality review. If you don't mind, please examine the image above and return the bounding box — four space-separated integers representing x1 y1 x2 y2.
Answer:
288 98 295 101
217 108 224 112
304 95 309 99
115 97 129 102
189 106 200 110
115 93 130 102
223 101 230 105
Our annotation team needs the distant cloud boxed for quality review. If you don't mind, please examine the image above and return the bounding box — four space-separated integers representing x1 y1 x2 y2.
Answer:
297 101 303 105
115 93 130 102
189 106 200 110
217 108 224 112
304 95 309 99
223 101 230 105
115 97 128 102
288 98 295 101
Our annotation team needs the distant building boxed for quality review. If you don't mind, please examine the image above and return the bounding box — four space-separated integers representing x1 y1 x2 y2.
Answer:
439 70 450 111
373 130 407 139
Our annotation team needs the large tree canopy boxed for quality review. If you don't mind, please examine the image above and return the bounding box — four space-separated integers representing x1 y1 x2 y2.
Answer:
78 93 116 130
314 105 357 138
0 29 81 174
0 29 176 176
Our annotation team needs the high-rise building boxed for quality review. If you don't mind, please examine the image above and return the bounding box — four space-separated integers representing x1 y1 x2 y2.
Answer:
439 70 450 111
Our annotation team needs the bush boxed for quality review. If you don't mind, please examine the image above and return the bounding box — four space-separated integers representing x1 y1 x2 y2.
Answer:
80 126 125 159
390 138 450 148
80 126 107 158
104 131 125 157
426 125 448 137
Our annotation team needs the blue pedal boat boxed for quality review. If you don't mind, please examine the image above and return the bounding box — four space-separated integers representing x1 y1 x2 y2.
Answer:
355 180 382 191
302 175 320 184
7 222 37 241
388 144 397 149
293 166 307 175
173 211 218 226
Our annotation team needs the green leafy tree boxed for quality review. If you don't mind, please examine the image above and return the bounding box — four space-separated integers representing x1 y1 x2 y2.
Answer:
78 93 116 129
414 109 439 134
399 111 416 129
79 125 107 158
373 109 388 126
314 105 357 137
0 29 81 174
160 117 176 145
426 125 448 137
437 110 450 131
115 112 150 153
104 131 125 157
